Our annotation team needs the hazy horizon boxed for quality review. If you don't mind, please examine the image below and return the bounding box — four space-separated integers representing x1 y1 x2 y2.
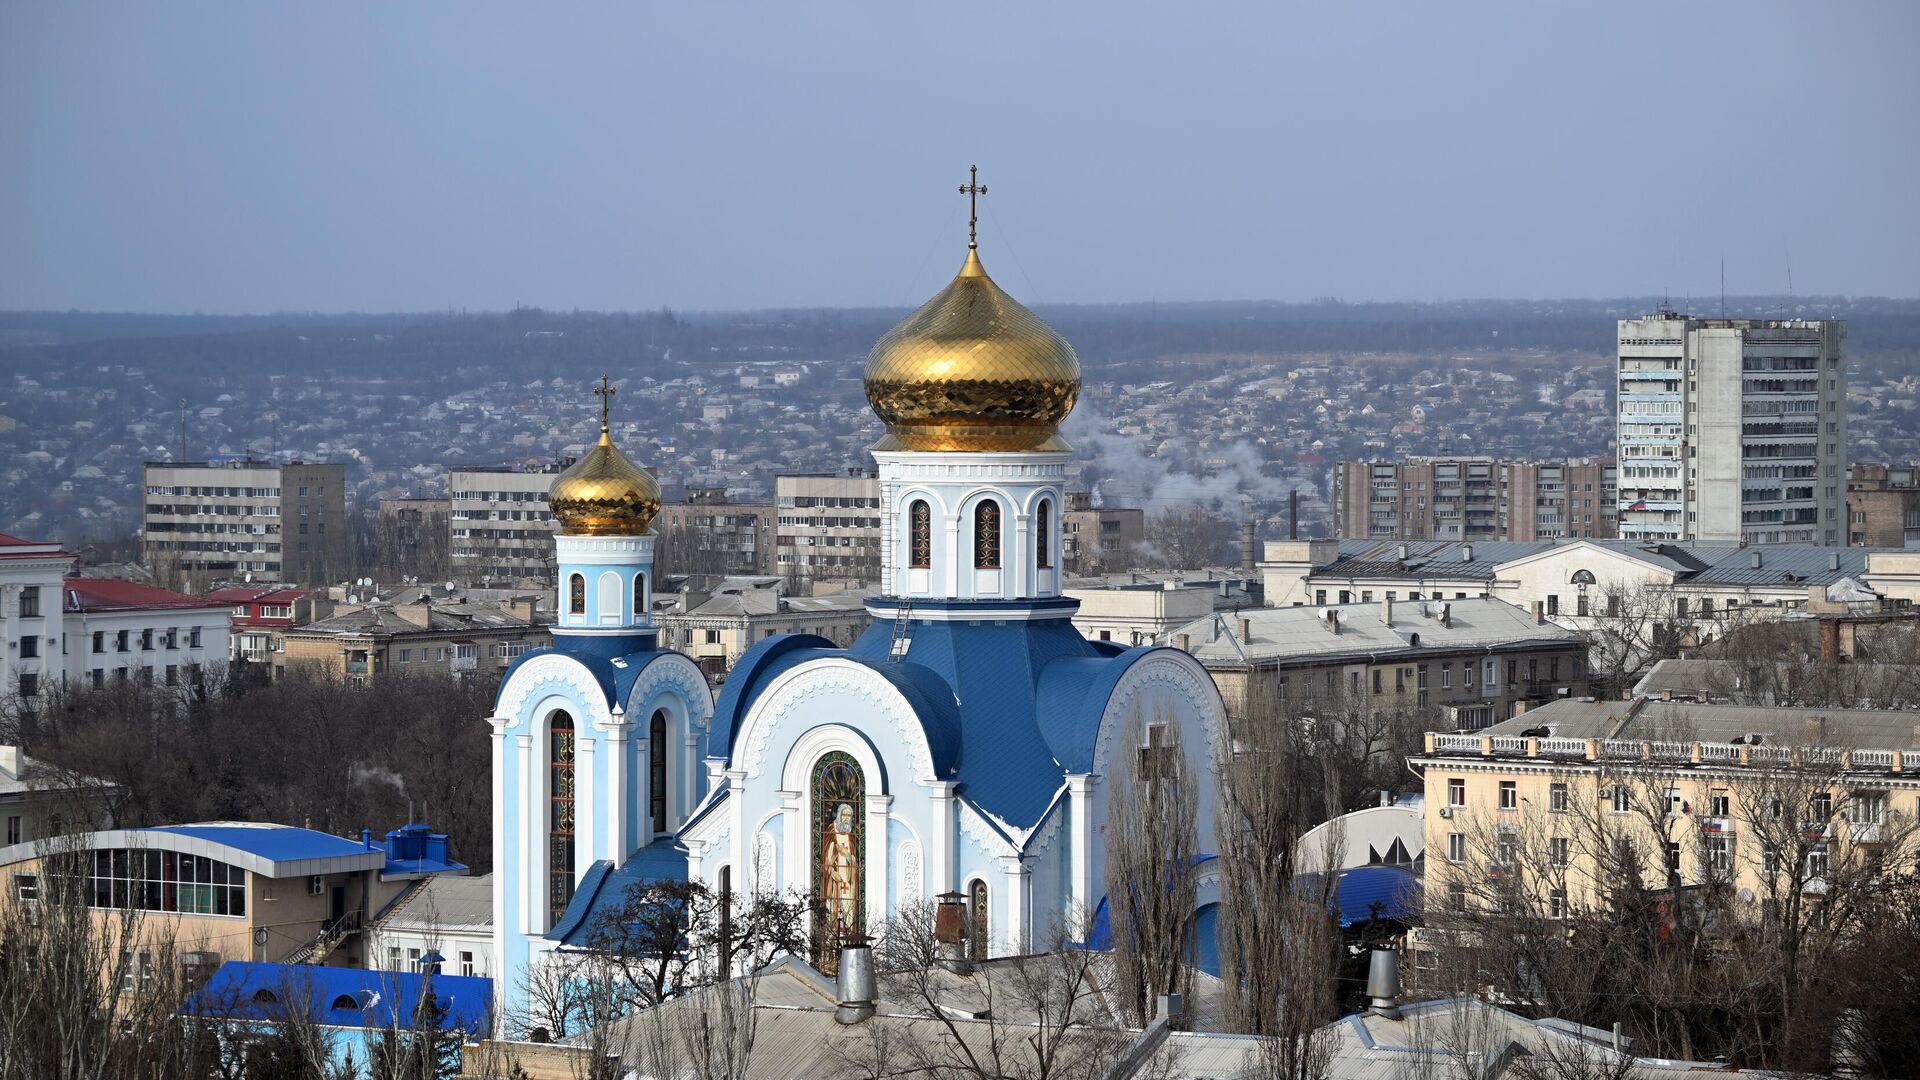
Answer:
4 2 1917 315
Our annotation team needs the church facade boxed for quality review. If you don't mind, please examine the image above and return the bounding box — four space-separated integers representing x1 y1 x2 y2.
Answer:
490 228 1228 1024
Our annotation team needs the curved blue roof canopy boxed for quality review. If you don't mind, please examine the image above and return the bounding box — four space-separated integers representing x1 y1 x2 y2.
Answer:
181 962 492 1032
496 643 692 717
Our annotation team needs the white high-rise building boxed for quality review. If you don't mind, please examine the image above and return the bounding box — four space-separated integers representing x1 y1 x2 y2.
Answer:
1615 315 1845 545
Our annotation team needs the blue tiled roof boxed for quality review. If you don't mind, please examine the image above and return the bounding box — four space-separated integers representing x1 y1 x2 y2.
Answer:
181 962 492 1032
546 839 692 948
151 824 377 863
1034 646 1162 775
1294 865 1422 927
709 633 839 757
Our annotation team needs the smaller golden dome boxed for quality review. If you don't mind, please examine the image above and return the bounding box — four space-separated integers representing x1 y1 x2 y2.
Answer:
549 429 662 536
864 247 1080 452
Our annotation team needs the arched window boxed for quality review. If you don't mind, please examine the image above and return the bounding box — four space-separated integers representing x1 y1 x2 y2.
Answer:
811 751 866 972
331 994 360 1011
973 501 1002 570
633 572 647 616
549 711 576 928
1035 498 1052 570
567 574 586 616
968 878 989 961
908 500 932 569
649 710 669 835
1571 569 1597 586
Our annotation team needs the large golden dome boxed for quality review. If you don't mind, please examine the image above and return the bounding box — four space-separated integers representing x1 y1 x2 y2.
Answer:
549 429 662 536
864 246 1080 452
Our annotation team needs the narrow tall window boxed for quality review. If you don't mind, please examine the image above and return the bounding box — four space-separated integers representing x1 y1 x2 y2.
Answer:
908 500 931 569
549 712 576 928
633 572 647 616
968 878 989 961
568 574 585 615
974 501 1002 570
650 710 669 835
1035 499 1052 570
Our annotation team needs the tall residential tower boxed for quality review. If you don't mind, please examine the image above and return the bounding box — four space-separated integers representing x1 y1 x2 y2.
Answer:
1615 315 1845 545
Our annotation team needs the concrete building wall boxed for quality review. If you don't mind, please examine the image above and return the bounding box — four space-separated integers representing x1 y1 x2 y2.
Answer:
775 471 882 584
142 461 346 587
449 465 569 586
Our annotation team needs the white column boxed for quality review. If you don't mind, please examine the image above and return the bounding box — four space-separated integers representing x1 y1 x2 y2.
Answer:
779 788 806 899
1011 510 1031 599
728 768 750 890
865 793 893 924
576 736 597 868
681 729 700 831
1066 774 1093 920
1000 853 1030 955
606 717 630 861
487 718 510 1029
515 734 537 935
943 514 963 598
928 782 957 896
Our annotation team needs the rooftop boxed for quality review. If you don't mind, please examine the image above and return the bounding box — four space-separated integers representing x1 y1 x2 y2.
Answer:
182 961 491 1032
62 577 226 613
1168 597 1581 668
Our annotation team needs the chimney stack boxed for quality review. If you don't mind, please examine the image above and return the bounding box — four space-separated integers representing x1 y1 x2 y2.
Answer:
1365 949 1403 1019
1751 551 1763 570
1289 489 1299 540
1381 596 1394 627
1461 544 1473 563
1530 600 1545 625
1806 715 1828 744
1440 602 1451 629
1176 633 1191 653
1828 551 1841 572
1820 619 1841 665
1240 518 1256 573
1237 616 1253 644
1396 543 1409 562
1324 609 1341 635
835 933 877 1024
934 892 972 974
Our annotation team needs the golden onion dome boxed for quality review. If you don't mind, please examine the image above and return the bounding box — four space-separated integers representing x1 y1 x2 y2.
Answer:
548 428 662 536
864 246 1080 452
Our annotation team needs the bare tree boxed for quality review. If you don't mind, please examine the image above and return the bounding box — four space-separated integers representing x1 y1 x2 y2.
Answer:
1103 706 1198 1027
1574 580 1686 699
1140 506 1236 570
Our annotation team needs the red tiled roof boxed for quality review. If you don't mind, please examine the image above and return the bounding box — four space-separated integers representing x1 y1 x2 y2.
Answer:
63 577 226 613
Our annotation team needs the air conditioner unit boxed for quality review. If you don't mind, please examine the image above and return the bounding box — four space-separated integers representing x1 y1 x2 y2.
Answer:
1438 806 1454 819
1597 787 1614 799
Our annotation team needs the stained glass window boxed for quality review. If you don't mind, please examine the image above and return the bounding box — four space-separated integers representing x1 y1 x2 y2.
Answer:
549 711 576 928
974 501 1002 570
811 751 865 972
650 710 668 835
567 574 586 615
968 878 989 961
1035 499 1052 570
909 500 932 569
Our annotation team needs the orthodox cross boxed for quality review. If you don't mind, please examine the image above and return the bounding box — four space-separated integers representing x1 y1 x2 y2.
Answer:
593 373 616 432
958 164 987 249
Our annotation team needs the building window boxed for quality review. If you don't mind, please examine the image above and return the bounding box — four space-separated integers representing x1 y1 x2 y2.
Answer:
1550 837 1570 867
568 574 586 616
650 710 669 835
1549 889 1567 920
62 848 247 916
549 711 576 929
812 750 866 970
1611 786 1631 814
13 873 38 901
18 586 38 618
1576 594 1589 617
1447 832 1465 862
1035 498 1052 570
1499 781 1517 810
460 950 475 977
17 674 37 699
1547 594 1558 616
1706 835 1731 874
119 948 155 995
973 501 1002 570
1447 778 1466 807
1710 790 1730 818
634 572 648 616
1550 783 1568 813
1447 882 1466 912
908 500 931 569
5 816 19 844
968 878 990 962
18 636 39 661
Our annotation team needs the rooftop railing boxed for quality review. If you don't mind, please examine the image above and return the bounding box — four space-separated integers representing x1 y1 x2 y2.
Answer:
1422 731 1907 774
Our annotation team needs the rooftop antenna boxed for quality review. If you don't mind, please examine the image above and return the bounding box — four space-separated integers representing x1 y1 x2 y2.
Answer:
1720 255 1726 318
178 399 188 462
1787 242 1794 304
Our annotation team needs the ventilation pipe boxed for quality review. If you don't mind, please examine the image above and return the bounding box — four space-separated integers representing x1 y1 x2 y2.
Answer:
934 892 971 974
835 933 876 1024
1365 949 1402 1019
1237 616 1253 644
1461 544 1474 563
1381 596 1394 627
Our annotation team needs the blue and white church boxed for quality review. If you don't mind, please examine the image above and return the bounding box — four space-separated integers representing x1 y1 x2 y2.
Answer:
490 227 1228 1022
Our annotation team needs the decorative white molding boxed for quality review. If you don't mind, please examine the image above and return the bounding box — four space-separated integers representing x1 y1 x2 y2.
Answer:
753 832 777 897
1027 803 1066 859
1090 653 1229 776
896 838 923 908
736 659 942 784
956 798 1019 857
623 652 714 733
497 654 611 728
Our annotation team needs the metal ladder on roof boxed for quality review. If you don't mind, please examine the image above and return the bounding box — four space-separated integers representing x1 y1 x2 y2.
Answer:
888 600 913 661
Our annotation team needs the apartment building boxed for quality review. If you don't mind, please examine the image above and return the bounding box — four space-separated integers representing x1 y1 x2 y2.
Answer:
141 460 346 587
1332 458 1616 542
655 577 871 677
1167 597 1589 730
376 496 451 581
1060 490 1146 574
1845 463 1920 549
1415 698 1920 928
61 578 231 692
278 599 546 684
654 486 776 578
775 469 882 585
448 462 571 586
207 585 316 666
1616 315 1846 545
2 533 69 702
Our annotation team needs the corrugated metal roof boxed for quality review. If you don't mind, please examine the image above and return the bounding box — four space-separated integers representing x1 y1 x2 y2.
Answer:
1482 697 1920 749
381 872 492 933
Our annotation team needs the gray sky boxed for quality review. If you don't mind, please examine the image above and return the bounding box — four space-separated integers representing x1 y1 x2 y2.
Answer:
3 2 1915 313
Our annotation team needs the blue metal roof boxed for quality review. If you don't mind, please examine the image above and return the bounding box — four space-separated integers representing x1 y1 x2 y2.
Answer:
151 824 378 863
1294 865 1422 927
181 962 492 1032
709 633 840 757
546 839 693 948
496 640 688 717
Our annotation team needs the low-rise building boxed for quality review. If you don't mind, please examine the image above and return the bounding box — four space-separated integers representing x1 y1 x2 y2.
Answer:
656 577 871 678
1064 579 1220 647
207 585 317 666
1166 597 1589 729
1 745 117 848
61 578 231 693
2 532 70 702
0 821 466 970
1060 491 1145 574
278 599 547 684
366 870 493 979
1414 697 1920 935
